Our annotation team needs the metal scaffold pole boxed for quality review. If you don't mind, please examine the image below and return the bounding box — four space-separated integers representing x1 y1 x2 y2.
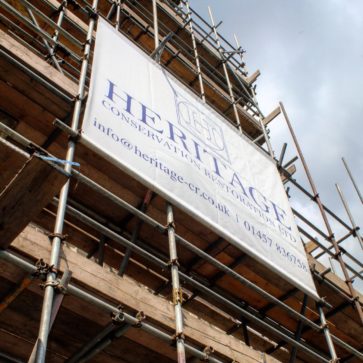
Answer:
30 1 99 362
185 0 206 102
115 0 122 30
335 183 363 250
25 7 63 73
152 0 160 49
279 101 363 327
207 6 242 133
317 303 338 362
342 157 363 204
342 158 363 204
166 203 186 363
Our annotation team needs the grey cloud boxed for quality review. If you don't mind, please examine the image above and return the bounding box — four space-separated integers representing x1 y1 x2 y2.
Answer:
191 0 363 291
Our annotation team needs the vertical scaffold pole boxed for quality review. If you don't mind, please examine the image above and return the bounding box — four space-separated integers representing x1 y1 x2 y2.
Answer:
50 0 68 71
166 203 186 363
317 303 338 362
208 7 242 133
342 157 363 204
335 183 363 250
233 34 274 157
185 0 205 103
32 1 99 362
279 101 363 327
152 0 159 49
115 0 121 30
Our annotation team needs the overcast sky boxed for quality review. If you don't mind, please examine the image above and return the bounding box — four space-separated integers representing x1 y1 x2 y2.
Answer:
191 1 363 292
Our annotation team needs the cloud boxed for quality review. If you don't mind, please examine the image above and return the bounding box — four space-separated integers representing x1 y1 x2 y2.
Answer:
191 0 363 292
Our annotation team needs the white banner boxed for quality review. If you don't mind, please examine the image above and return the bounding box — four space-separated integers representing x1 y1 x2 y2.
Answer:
83 19 318 299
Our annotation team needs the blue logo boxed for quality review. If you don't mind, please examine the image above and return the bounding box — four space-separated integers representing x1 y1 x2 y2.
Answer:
175 95 231 164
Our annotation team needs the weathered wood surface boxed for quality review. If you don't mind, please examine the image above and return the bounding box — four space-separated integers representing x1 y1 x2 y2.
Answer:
0 157 67 249
0 29 78 97
0 137 28 190
9 225 282 363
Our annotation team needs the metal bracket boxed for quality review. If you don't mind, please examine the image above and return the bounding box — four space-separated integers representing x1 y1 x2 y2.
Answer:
171 332 185 346
68 0 81 10
54 1 66 14
312 193 320 201
53 118 81 143
40 279 60 290
132 311 146 328
32 259 58 281
166 220 176 230
85 5 98 20
201 346 214 361
168 258 180 268
48 232 68 242
39 272 71 294
112 306 125 325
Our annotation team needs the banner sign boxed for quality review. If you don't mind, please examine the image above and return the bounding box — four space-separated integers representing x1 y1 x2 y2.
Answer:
83 19 318 298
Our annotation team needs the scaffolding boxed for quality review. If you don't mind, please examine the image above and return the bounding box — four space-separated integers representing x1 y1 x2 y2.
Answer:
0 1 362 363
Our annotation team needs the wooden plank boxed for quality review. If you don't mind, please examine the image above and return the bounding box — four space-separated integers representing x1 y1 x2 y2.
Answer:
246 70 261 85
263 106 281 126
304 240 319 254
0 137 28 191
0 156 67 248
11 225 282 363
0 29 78 97
281 164 296 183
307 255 363 303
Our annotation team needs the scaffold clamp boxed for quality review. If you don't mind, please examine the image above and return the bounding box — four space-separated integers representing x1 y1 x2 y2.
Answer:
168 258 180 268
40 279 60 290
48 232 69 242
112 306 125 325
201 346 214 361
132 311 146 328
85 5 98 20
171 332 185 346
32 259 58 281
166 220 176 230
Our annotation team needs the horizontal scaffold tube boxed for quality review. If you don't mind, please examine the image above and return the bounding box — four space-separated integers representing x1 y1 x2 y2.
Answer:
0 250 224 363
1 124 362 360
52 200 332 363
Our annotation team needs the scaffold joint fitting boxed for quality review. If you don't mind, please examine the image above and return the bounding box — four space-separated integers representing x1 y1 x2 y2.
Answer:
166 221 176 230
201 346 214 361
32 259 58 281
55 1 66 14
168 258 180 268
171 332 185 346
68 129 82 143
40 279 60 290
112 306 125 325
132 310 146 328
48 232 68 242
86 5 98 20
67 0 80 10
319 322 328 332
312 193 319 201
172 287 183 305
